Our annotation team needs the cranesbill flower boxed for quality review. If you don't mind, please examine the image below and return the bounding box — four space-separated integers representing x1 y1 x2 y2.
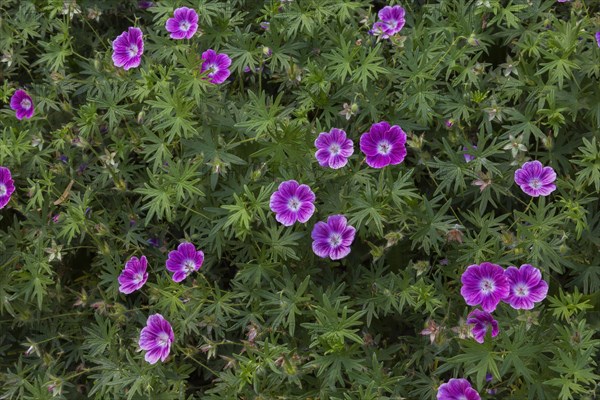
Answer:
461 262 509 313
138 1 154 8
370 6 406 39
437 378 481 400
595 32 600 47
315 128 354 169
112 27 144 70
10 90 34 120
466 309 499 343
166 242 204 282
165 7 198 40
269 180 315 226
0 166 15 209
139 314 174 364
514 160 557 197
311 215 356 260
463 145 477 162
503 264 548 310
200 49 232 84
359 121 407 168
118 255 149 294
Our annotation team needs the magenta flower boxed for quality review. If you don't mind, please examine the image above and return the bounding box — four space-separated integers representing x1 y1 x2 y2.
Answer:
166 242 204 282
311 215 356 260
514 160 557 197
370 6 406 39
269 180 315 226
0 166 15 209
595 32 600 47
315 128 354 169
466 309 499 343
200 49 232 84
165 7 198 40
139 314 174 364
112 27 144 70
460 262 509 313
118 255 149 294
10 90 34 120
503 264 548 310
359 121 407 168
437 378 481 400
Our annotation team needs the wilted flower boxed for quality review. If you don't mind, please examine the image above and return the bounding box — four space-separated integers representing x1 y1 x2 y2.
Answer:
467 33 480 46
437 378 481 400
360 121 407 169
514 160 557 197
466 309 499 343
166 242 204 282
370 6 406 39
112 27 144 70
500 56 518 76
472 171 492 192
516 310 540 330
311 215 356 260
200 49 232 84
139 314 174 364
10 89 35 120
420 319 441 344
451 317 471 339
44 241 63 262
447 225 464 243
118 255 149 294
503 134 527 158
339 102 358 120
0 166 16 209
460 262 509 313
503 264 548 309
314 128 354 169
86 7 102 21
269 180 315 226
165 7 199 40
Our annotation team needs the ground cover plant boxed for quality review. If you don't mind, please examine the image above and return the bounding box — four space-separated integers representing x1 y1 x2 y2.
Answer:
1 0 600 398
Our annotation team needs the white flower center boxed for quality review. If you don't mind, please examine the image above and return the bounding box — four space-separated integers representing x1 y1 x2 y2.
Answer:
183 260 196 274
480 278 495 294
329 233 342 247
0 184 6 196
128 44 139 57
529 178 541 189
157 332 170 347
20 99 31 110
328 143 341 156
180 21 190 31
206 63 219 77
287 197 301 211
514 284 530 297
132 273 144 284
377 140 392 155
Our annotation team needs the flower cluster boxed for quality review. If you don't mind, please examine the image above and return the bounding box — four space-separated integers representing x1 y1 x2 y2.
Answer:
460 262 548 343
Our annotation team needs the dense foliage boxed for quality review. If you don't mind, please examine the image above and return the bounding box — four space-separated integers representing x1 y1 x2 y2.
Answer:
1 0 600 398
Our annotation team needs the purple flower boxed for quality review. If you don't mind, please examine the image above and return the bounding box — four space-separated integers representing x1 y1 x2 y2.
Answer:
514 160 557 197
311 215 356 260
269 180 315 226
139 314 174 364
315 128 354 169
138 1 154 8
445 119 454 128
165 7 198 40
166 242 204 282
595 32 600 47
359 121 407 168
437 378 481 400
10 89 34 120
503 264 548 310
112 27 144 70
460 262 509 313
260 21 270 30
118 255 149 294
200 49 232 84
0 166 15 209
463 145 477 162
466 309 499 343
370 6 406 39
